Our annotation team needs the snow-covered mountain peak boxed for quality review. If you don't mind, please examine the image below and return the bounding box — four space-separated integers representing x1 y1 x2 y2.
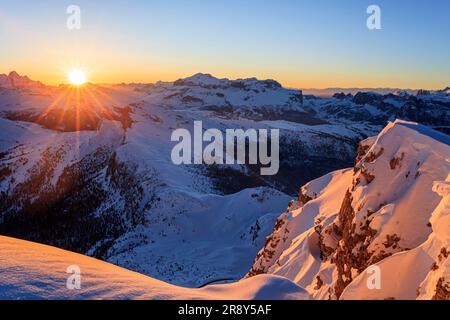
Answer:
8 71 21 78
171 73 283 91
438 86 450 95
248 119 450 300
178 73 226 86
143 73 312 123
0 71 43 90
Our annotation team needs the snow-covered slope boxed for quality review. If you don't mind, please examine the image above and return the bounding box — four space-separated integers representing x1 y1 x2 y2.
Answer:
0 236 309 300
248 120 450 300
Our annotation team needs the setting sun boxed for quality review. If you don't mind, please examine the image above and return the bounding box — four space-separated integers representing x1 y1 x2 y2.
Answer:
68 70 87 85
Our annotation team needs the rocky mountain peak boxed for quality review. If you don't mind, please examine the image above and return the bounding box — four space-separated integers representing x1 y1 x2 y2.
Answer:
247 120 450 300
0 71 42 89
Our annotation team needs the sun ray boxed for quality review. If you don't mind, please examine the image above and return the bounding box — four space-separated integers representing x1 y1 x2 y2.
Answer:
83 86 123 129
34 86 72 125
55 86 76 130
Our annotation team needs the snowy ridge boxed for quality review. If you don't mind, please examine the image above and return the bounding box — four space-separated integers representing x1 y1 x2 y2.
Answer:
0 236 309 300
248 120 450 300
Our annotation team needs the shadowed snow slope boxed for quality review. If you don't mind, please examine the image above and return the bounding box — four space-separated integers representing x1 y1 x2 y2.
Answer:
248 120 450 300
0 236 309 300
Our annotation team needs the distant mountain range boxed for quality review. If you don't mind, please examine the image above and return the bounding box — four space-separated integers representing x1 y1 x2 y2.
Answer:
2 70 448 98
302 87 450 97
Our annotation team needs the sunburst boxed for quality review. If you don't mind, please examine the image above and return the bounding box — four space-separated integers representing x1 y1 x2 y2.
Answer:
68 70 87 86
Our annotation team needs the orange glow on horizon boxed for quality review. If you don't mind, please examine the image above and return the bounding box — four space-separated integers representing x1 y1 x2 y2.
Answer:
0 67 446 91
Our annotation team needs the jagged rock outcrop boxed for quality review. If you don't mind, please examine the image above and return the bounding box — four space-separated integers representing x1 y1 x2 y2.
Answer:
248 120 450 300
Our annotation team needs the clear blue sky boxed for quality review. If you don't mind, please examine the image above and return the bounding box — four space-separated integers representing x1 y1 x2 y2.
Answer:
0 0 449 89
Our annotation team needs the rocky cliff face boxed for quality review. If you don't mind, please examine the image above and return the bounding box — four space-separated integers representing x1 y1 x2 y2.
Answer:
248 120 450 300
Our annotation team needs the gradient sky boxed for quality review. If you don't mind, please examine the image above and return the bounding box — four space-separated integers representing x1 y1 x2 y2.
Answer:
0 0 449 89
